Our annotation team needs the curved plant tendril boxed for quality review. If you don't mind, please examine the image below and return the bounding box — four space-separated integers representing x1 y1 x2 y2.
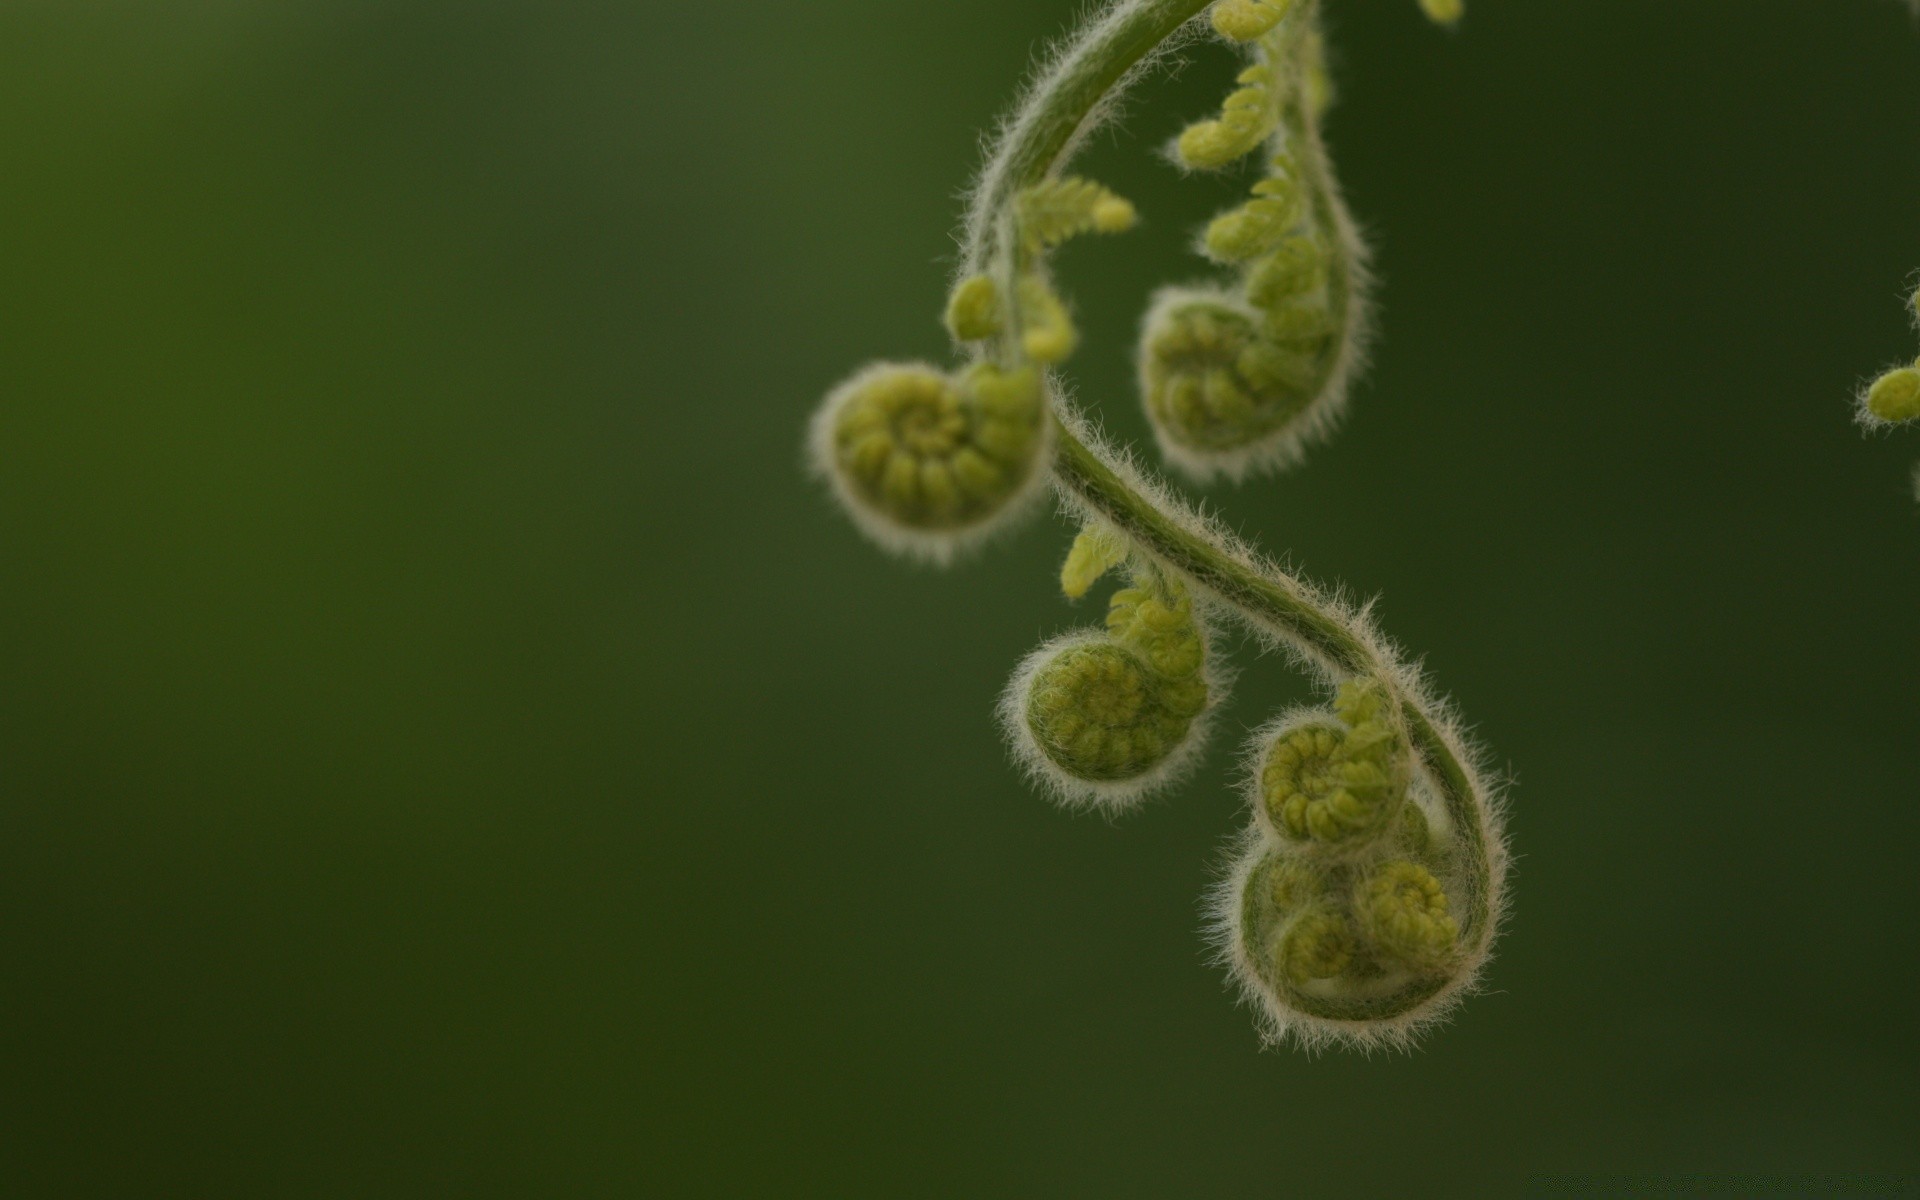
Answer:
811 0 1507 1052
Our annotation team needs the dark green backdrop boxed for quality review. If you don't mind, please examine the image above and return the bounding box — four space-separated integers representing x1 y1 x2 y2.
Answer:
4 1 1918 1195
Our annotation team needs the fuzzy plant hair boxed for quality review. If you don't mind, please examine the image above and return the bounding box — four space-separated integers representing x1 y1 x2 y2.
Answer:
808 0 1909 1052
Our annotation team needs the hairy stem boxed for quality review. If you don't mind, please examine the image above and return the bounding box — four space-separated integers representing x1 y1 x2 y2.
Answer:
961 0 1214 278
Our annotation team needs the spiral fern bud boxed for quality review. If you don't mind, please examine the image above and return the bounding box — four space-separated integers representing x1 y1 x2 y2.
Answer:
1280 909 1357 983
1211 0 1294 42
1234 849 1353 989
1002 570 1218 812
1355 860 1459 972
1139 289 1336 464
1255 678 1410 852
1176 64 1277 171
1016 177 1138 251
1418 0 1464 26
1865 366 1920 424
945 274 1004 343
1224 828 1476 1050
1021 641 1204 784
812 360 1048 562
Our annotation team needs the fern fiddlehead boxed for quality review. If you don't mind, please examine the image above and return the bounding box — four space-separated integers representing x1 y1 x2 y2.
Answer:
1144 2 1369 481
1002 548 1220 812
811 0 1505 1051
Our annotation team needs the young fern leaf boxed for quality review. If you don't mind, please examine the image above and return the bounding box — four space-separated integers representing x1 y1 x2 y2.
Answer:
810 0 1912 1050
810 0 1507 1052
1176 63 1278 171
809 361 1051 564
1254 679 1412 854
1221 677 1481 1047
1142 3 1371 483
1002 558 1220 813
1015 176 1139 251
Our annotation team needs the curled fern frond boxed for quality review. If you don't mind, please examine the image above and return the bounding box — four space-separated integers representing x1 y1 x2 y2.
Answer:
811 361 1050 563
1139 287 1334 470
1142 2 1370 483
1002 563 1220 813
1355 859 1460 973
1253 678 1412 853
1223 807 1476 1050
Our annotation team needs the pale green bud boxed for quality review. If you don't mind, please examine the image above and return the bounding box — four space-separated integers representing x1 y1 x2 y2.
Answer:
1418 0 1464 26
1211 0 1294 43
1016 275 1078 364
1865 366 1920 424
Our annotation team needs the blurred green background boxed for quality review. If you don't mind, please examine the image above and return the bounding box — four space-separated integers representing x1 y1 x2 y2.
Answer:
3 1 1918 1195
